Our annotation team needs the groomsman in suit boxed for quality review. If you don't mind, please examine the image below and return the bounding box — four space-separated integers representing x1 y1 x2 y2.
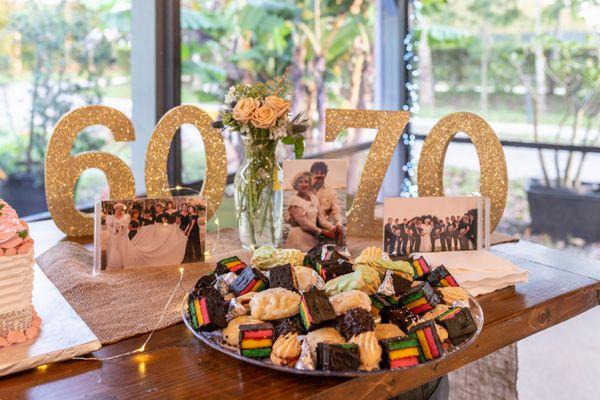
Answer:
439 220 447 251
444 217 453 250
411 219 421 253
397 218 409 255
384 218 396 255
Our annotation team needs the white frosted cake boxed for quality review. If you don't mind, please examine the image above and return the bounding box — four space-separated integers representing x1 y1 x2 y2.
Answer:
0 199 40 347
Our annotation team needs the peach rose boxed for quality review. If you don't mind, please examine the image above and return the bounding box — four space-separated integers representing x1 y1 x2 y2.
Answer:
264 96 291 117
250 104 278 129
232 97 257 124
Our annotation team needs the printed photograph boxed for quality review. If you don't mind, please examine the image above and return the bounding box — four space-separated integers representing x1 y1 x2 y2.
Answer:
383 196 480 256
282 159 347 251
95 196 207 271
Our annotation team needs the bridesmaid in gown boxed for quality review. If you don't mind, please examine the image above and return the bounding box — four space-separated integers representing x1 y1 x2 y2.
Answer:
284 171 336 251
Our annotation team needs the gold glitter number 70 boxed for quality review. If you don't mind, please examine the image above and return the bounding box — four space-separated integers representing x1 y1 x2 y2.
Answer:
45 106 136 236
326 109 410 237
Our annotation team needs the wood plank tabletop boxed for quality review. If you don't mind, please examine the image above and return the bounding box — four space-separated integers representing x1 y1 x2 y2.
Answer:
1 219 599 399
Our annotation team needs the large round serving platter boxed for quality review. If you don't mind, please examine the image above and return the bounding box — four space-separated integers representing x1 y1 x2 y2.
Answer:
181 292 484 378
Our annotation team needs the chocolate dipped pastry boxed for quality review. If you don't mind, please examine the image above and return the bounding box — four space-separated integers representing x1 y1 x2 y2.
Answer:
329 290 371 316
382 306 420 333
436 307 477 345
215 256 247 275
426 265 459 288
408 320 444 361
238 323 274 358
272 315 305 339
380 334 423 369
299 288 336 331
230 266 269 297
337 307 375 340
398 281 441 315
188 291 227 332
269 263 299 292
316 343 360 372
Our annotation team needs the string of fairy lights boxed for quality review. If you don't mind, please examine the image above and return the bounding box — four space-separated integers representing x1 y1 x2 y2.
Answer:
72 186 219 362
401 0 422 197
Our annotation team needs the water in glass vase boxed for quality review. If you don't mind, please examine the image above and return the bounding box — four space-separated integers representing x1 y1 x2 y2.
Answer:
234 139 283 249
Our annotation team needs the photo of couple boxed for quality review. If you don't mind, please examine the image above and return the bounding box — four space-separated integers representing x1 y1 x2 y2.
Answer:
282 159 347 252
96 196 207 271
383 196 481 256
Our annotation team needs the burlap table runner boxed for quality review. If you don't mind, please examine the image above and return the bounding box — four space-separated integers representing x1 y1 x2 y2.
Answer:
35 228 517 345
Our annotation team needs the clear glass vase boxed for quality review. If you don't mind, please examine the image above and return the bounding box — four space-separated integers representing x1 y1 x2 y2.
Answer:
234 138 282 249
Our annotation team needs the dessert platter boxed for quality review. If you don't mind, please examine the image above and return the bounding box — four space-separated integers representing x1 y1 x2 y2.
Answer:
182 245 483 377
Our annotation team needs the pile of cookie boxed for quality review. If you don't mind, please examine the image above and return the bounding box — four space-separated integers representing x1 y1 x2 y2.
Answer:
186 245 478 372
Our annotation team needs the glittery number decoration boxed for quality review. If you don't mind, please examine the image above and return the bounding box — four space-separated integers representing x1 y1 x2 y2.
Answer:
417 112 508 231
45 106 136 236
326 109 410 237
145 105 227 220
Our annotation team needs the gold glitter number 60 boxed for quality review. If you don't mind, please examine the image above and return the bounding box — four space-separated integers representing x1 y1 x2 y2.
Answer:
417 112 508 230
145 105 227 220
326 109 410 237
45 106 136 236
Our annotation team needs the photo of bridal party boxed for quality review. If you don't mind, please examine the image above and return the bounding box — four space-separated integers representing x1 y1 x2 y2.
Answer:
282 159 347 251
383 196 480 256
96 196 207 270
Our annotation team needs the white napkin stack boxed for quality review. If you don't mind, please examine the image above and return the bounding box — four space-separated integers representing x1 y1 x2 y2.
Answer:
411 250 528 297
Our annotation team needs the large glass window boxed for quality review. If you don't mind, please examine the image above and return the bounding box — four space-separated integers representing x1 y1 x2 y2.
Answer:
0 0 132 216
413 0 600 249
179 0 377 187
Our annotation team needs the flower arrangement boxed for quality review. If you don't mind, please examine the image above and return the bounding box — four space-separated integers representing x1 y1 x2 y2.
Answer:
213 76 308 158
213 77 308 248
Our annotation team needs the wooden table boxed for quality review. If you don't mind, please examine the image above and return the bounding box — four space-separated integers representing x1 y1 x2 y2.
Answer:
1 219 599 399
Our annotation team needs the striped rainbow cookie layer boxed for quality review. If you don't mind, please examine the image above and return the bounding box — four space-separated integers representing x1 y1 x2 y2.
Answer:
412 322 442 360
382 336 422 369
188 297 211 329
412 257 431 278
438 307 461 321
401 291 434 315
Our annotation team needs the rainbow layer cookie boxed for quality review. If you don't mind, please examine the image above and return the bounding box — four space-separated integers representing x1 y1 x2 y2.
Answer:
426 265 459 288
269 264 298 292
230 266 269 296
411 256 432 279
398 282 441 315
188 293 227 332
436 307 477 345
299 288 336 331
409 321 444 361
317 343 360 371
380 334 423 369
314 260 354 282
239 323 274 358
321 244 350 266
215 256 247 275
370 294 397 314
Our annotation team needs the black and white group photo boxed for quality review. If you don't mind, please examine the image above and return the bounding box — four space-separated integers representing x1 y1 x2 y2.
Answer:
282 159 347 251
96 196 207 270
383 196 480 256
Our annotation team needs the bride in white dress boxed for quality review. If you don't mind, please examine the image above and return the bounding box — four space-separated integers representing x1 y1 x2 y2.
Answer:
106 203 130 270
419 218 434 252
284 171 336 251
